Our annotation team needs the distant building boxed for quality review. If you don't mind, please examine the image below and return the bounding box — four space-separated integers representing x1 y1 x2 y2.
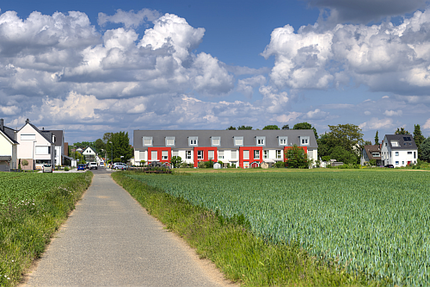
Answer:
381 134 418 167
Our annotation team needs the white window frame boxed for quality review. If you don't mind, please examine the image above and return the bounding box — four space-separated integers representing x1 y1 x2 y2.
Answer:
21 134 36 141
254 150 260 159
197 150 204 160
276 150 282 159
186 150 192 159
173 150 179 157
234 136 243 146
162 151 168 160
189 137 198 146
211 136 221 146
165 137 175 146
395 151 399 156
243 150 249 160
263 150 269 159
35 146 50 155
143 137 153 146
300 136 310 146
218 150 224 159
231 150 238 160
151 150 158 161
256 136 265 146
279 136 288 146
208 150 214 160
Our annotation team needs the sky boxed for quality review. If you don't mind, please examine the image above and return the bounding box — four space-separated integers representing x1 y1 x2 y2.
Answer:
1 0 430 144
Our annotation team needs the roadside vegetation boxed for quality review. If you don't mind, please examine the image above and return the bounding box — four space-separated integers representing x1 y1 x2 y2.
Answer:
111 169 419 286
0 172 93 287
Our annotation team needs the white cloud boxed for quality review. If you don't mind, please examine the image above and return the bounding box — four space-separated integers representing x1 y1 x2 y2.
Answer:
237 75 266 98
276 112 302 123
423 118 430 129
258 85 289 113
304 109 328 120
364 111 371 115
0 105 20 115
383 110 403 116
359 118 394 131
98 9 160 28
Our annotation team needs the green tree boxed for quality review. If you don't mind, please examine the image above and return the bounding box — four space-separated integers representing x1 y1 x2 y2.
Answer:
395 127 409 135
327 124 363 154
237 125 253 130
282 124 289 130
285 145 309 168
413 124 425 160
263 125 280 130
329 146 358 164
94 138 106 154
106 131 133 162
227 126 236 130
293 122 318 139
421 137 430 162
374 130 379 145
170 156 182 168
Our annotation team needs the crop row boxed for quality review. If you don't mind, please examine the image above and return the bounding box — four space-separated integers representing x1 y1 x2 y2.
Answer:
127 170 430 286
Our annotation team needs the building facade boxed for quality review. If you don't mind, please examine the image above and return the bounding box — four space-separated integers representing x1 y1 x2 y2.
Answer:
0 119 19 171
381 134 418 167
133 130 318 168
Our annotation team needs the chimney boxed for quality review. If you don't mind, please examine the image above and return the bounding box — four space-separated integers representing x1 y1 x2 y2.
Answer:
0 119 3 131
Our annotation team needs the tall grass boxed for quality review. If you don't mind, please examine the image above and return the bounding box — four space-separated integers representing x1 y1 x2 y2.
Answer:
0 172 93 286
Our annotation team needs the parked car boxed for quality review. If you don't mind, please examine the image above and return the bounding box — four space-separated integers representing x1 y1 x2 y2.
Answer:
384 164 394 168
42 164 53 173
77 164 86 171
88 162 98 170
114 163 128 170
113 162 125 169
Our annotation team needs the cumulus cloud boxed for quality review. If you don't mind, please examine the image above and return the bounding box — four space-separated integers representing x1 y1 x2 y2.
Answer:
98 9 160 28
306 0 427 24
237 75 266 98
424 118 430 129
359 118 394 131
304 108 329 120
383 109 403 116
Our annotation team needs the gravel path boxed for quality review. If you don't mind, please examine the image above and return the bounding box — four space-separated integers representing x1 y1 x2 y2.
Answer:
22 171 232 287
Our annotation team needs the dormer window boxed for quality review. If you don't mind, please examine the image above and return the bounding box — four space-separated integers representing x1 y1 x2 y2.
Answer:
279 136 288 146
143 137 153 146
188 136 198 146
234 136 243 146
165 137 175 146
256 136 265 146
300 136 310 146
211 136 221 146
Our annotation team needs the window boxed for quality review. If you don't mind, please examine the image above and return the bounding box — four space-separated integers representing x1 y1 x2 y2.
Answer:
279 136 288 146
407 151 412 154
186 150 192 159
263 150 269 159
395 152 399 156
197 150 203 160
35 146 50 155
162 151 168 160
218 150 224 159
391 141 399 147
256 136 265 146
243 150 249 160
372 152 380 157
395 161 399 165
276 150 282 159
414 152 416 159
143 137 153 146
402 161 404 165
21 134 35 140
254 150 260 159
231 150 237 159
211 137 220 146
300 136 310 146
234 136 243 146
208 150 214 160
151 151 158 160
165 137 175 146
139 151 145 160
189 137 198 146
173 150 179 157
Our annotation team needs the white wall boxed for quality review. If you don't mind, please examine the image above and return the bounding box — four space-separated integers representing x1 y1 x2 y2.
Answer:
0 133 13 156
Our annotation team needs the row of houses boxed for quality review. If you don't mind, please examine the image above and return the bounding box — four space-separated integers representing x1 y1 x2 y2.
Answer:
133 129 318 168
0 119 68 171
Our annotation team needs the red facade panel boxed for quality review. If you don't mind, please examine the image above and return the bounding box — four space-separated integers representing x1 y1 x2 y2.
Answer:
193 147 218 167
148 147 172 163
239 146 263 168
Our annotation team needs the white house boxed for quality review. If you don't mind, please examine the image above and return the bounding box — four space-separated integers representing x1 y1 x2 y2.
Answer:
381 134 418 167
0 119 19 171
17 119 55 170
82 146 97 162
133 130 318 168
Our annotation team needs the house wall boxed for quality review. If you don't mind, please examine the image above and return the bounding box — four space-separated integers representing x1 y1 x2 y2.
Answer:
381 136 417 167
239 146 263 168
148 147 171 163
193 147 218 167
17 124 54 169
0 134 13 157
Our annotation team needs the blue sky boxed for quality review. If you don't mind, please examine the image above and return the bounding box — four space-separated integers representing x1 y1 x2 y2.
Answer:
1 0 430 144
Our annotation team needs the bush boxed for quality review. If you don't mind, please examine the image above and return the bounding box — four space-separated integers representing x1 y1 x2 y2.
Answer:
64 166 70 171
275 161 285 168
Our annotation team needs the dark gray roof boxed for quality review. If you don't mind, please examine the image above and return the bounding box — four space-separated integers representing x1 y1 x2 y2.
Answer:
384 134 417 150
1 126 18 144
133 130 317 150
18 119 53 144
46 130 64 146
363 145 381 160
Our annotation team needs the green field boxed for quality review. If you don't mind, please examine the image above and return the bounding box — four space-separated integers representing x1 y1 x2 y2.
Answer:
0 172 92 286
126 170 430 286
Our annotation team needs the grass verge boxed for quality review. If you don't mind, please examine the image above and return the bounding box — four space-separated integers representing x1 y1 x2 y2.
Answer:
112 171 387 286
0 171 93 287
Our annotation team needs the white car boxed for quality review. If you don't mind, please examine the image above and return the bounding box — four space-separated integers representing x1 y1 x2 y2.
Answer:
88 162 98 170
42 164 53 173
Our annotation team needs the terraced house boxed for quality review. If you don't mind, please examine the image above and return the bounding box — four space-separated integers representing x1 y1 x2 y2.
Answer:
133 130 318 168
